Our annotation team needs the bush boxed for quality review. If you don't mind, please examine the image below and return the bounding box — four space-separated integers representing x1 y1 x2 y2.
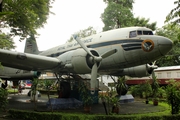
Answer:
166 80 180 114
8 109 180 120
0 88 8 111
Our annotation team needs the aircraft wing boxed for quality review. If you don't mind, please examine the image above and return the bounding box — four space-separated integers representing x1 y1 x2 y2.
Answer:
0 49 61 71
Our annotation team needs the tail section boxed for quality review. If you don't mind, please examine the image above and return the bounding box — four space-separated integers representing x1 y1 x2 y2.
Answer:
24 34 40 54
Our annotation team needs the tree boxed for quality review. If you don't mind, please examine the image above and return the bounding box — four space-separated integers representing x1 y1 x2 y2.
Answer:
68 26 96 42
31 78 39 110
0 33 15 49
101 0 134 31
1 0 55 40
155 24 180 66
166 0 180 40
166 80 180 114
132 17 156 31
116 76 128 96
101 0 157 31
0 87 8 112
44 80 53 112
166 0 180 25
0 9 15 50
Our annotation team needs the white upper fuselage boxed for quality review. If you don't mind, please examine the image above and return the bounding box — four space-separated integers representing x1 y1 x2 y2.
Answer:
40 27 152 56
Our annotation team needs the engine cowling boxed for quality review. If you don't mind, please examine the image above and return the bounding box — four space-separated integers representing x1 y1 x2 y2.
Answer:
0 71 41 80
120 64 154 77
57 48 100 74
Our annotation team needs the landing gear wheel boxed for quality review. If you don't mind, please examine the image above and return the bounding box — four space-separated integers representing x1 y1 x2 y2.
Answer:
58 81 71 98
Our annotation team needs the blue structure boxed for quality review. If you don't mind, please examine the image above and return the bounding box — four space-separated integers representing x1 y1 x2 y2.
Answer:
118 94 134 103
46 98 83 110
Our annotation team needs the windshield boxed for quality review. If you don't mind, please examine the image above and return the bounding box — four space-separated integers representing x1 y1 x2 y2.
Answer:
143 31 153 35
129 30 153 38
129 31 137 38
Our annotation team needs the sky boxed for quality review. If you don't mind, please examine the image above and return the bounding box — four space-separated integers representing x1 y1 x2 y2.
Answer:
14 0 175 52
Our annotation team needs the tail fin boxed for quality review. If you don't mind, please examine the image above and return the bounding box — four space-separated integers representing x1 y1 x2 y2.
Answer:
24 34 40 54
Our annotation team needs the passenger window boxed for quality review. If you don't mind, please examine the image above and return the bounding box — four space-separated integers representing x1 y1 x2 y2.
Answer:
129 31 137 38
143 31 153 35
137 30 142 35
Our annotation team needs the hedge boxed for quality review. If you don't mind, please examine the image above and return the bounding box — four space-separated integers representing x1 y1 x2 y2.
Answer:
8 109 180 120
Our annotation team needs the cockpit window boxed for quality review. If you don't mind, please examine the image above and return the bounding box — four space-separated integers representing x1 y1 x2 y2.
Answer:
129 31 137 38
143 31 153 35
129 30 153 38
137 30 142 35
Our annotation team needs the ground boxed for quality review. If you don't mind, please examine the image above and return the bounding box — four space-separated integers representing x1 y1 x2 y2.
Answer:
7 89 166 114
0 89 167 119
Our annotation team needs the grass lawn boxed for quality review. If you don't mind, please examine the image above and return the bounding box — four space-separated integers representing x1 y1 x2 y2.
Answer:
7 89 18 94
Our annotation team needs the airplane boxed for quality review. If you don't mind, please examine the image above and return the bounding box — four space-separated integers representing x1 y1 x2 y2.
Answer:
0 26 173 96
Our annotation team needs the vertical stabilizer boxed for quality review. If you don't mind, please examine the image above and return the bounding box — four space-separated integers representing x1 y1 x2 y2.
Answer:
24 34 40 54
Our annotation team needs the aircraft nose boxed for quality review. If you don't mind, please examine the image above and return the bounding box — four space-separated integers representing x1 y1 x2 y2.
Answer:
158 36 173 55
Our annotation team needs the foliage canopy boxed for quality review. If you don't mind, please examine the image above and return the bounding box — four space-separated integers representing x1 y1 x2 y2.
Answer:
1 0 55 40
155 24 180 66
68 26 96 42
101 0 157 31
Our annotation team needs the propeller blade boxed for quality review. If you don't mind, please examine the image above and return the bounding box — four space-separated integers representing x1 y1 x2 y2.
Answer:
147 64 158 71
101 49 117 59
72 35 118 95
152 61 156 65
72 34 102 63
91 63 98 94
72 34 94 57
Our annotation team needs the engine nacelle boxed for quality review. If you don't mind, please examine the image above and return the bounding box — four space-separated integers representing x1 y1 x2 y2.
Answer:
121 64 153 77
0 67 41 80
58 48 99 74
11 71 41 80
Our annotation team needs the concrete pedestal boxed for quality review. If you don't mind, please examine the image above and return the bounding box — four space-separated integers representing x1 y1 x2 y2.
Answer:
46 98 83 110
117 94 134 103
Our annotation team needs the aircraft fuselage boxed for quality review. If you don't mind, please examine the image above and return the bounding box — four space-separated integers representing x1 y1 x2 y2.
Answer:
39 27 172 75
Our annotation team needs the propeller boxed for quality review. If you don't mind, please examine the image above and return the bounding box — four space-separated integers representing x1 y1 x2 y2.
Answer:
72 35 117 94
147 61 158 74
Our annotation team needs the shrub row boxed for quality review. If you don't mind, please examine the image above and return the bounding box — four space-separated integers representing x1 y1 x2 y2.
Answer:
8 109 180 120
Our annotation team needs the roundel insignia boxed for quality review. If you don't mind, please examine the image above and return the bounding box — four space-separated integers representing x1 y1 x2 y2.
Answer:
141 39 154 52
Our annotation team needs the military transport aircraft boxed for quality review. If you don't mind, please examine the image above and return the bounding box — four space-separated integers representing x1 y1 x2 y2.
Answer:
0 27 173 95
